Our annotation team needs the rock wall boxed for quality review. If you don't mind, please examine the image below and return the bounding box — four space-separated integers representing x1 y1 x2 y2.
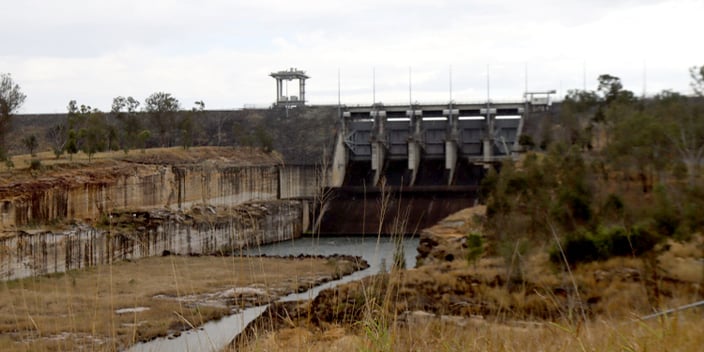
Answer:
416 206 485 266
0 164 301 231
0 201 303 280
0 155 325 280
279 165 321 199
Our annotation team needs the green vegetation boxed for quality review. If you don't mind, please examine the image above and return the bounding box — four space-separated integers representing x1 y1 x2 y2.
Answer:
483 64 704 268
1 73 337 164
465 232 483 267
549 225 661 265
144 91 181 147
21 134 38 156
0 73 26 159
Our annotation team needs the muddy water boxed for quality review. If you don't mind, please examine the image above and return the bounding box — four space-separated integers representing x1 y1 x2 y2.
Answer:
127 235 419 352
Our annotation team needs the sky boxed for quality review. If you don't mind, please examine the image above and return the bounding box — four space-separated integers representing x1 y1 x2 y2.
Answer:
1 0 703 113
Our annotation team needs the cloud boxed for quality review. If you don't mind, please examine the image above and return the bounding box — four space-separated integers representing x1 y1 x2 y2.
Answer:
1 0 702 112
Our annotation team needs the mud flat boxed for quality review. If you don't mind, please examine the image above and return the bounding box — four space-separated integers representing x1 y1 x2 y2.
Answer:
0 253 366 351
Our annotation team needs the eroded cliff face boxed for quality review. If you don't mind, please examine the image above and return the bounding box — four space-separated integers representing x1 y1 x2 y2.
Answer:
0 163 283 230
0 202 303 280
0 148 322 280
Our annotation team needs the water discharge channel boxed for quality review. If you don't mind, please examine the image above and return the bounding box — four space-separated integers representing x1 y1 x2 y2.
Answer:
127 235 419 352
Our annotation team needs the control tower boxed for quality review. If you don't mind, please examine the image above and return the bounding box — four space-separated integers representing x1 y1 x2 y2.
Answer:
270 68 309 107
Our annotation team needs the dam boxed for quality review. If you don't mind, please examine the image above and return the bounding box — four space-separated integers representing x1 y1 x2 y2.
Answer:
319 99 550 234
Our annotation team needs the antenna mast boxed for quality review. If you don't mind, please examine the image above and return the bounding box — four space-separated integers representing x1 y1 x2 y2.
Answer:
409 67 412 106
372 67 376 104
449 65 453 103
337 68 341 117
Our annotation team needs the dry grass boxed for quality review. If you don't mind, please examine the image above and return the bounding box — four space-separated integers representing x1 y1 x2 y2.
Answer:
238 231 703 352
0 254 353 351
0 146 282 181
383 310 704 352
243 284 704 352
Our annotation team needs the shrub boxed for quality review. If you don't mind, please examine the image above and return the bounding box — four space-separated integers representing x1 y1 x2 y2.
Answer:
29 159 42 171
550 229 600 265
518 134 535 149
466 232 484 267
550 225 661 266
601 193 624 216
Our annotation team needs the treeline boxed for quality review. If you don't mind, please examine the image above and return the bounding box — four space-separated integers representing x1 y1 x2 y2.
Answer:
47 93 212 161
0 77 338 164
483 65 704 267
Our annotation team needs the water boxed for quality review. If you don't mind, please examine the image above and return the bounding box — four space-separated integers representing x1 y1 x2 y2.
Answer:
127 235 419 352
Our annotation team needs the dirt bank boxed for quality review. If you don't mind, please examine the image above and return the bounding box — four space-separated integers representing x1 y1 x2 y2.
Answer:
234 206 704 351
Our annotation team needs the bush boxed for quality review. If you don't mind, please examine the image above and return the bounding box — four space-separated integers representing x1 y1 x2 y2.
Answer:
466 232 484 266
519 134 535 149
601 193 624 217
29 159 42 171
550 225 661 266
550 229 601 265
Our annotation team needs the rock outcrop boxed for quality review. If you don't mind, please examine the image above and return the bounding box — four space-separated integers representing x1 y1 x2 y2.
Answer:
416 205 486 266
0 147 323 280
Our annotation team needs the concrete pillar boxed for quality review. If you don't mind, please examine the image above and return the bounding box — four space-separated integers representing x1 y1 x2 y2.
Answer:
371 109 386 186
407 109 422 186
330 130 348 187
372 142 385 186
445 140 457 185
512 106 525 154
299 79 306 103
444 107 459 185
483 139 493 162
408 140 421 185
482 107 495 162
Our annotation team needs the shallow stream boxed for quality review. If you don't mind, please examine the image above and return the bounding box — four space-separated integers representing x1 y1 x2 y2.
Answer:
127 235 419 352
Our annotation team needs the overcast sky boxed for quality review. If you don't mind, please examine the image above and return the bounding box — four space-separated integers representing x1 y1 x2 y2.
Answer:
2 0 703 113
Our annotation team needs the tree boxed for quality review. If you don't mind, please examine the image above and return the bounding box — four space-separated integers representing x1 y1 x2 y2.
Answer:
597 74 623 104
594 74 637 123
144 92 180 147
255 124 273 152
178 100 204 150
690 65 704 97
111 96 141 152
66 130 79 160
179 114 194 150
21 135 38 156
137 130 151 153
559 89 599 148
0 73 27 156
46 123 68 159
81 111 109 162
65 100 110 161
606 105 667 192
655 90 704 184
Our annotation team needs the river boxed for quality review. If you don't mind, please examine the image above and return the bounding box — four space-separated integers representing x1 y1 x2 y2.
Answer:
127 234 419 352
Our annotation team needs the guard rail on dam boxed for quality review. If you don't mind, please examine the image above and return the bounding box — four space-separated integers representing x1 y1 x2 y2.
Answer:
318 100 549 235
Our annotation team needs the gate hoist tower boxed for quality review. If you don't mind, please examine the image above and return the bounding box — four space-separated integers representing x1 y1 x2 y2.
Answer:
271 68 309 107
